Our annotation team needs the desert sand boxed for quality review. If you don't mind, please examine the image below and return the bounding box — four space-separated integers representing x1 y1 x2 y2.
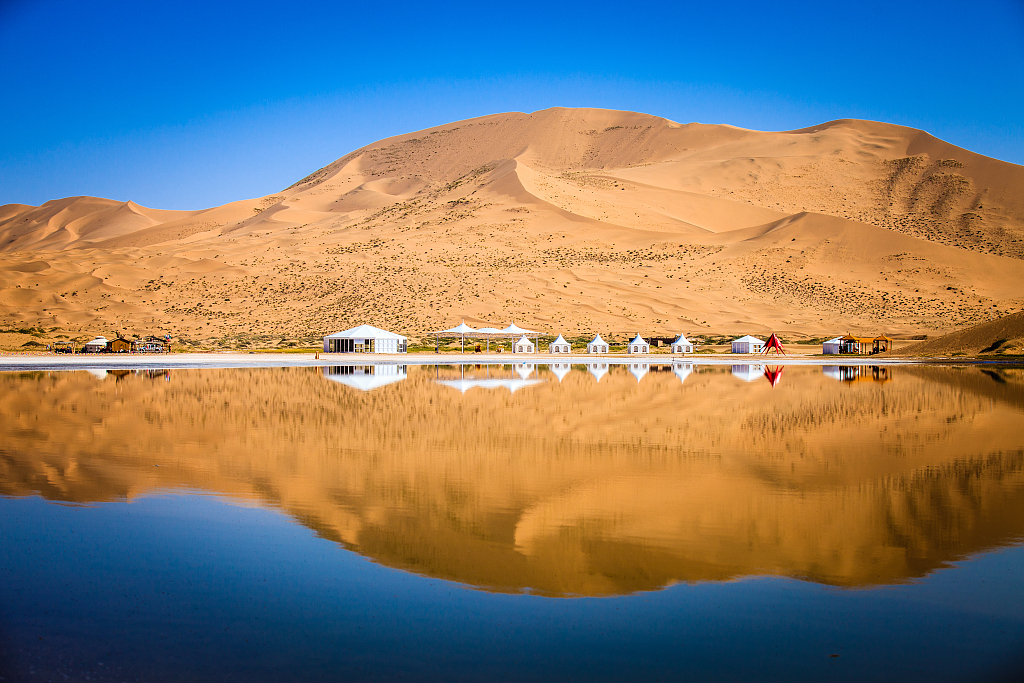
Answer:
2 107 1023 349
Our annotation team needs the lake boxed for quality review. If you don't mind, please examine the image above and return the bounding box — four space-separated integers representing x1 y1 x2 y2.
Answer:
2 362 1023 681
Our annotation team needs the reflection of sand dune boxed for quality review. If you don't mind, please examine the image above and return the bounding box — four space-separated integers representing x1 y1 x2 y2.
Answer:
1 365 1023 596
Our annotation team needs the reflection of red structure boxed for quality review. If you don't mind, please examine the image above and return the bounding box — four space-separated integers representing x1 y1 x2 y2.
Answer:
764 365 785 387
762 333 786 355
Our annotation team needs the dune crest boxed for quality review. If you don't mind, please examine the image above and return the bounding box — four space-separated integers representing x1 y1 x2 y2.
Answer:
2 107 1023 343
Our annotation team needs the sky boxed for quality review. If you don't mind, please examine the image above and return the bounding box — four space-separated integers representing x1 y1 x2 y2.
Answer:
1 0 1022 210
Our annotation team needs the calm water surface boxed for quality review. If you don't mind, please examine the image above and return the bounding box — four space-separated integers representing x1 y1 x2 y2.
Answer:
1 363 1023 681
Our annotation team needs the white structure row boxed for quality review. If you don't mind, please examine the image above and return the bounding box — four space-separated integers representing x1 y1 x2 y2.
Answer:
324 325 408 354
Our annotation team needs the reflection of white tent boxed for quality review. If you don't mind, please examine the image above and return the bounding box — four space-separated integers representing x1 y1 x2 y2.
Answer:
324 325 407 354
437 378 543 394
731 364 765 382
514 336 535 354
515 363 535 379
823 365 843 381
84 368 108 380
823 337 842 355
731 335 765 354
671 334 694 354
549 362 572 382
83 336 108 353
587 362 609 382
628 335 649 354
628 362 649 382
548 334 571 354
672 362 694 384
323 364 407 391
586 334 609 354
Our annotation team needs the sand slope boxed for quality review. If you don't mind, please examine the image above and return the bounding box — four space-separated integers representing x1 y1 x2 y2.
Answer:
892 311 1024 356
1 107 1023 346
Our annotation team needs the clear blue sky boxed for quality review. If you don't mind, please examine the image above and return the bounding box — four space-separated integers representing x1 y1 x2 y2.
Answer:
2 0 1022 210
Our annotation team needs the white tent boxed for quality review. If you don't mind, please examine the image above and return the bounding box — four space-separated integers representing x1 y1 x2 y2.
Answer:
324 325 407 354
628 362 649 383
83 336 108 353
434 321 479 353
548 334 571 354
731 335 765 354
731 364 765 382
587 362 609 382
673 361 694 384
586 334 609 354
476 327 504 352
323 364 407 390
671 334 694 354
627 334 650 354
822 337 843 355
549 362 572 382
514 335 535 354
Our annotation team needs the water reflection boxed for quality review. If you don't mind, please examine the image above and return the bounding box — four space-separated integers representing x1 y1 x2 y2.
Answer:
2 364 1023 596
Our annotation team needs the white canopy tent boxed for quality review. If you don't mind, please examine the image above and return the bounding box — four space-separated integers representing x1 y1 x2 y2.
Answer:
324 325 407 354
731 335 765 354
671 334 694 354
434 321 478 353
476 327 504 352
822 337 843 355
586 334 609 354
514 335 535 354
548 334 571 354
627 335 650 354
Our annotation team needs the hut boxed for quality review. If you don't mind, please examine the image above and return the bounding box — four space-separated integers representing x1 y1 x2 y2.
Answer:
514 335 535 354
586 334 609 354
107 336 132 354
548 334 571 354
83 336 109 353
324 325 407 354
731 335 765 354
627 334 650 354
822 337 842 355
671 334 694 354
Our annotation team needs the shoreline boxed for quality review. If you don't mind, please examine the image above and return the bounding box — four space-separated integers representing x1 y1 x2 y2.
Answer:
0 351 1021 371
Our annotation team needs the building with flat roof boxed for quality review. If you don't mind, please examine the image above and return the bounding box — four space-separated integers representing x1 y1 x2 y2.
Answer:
324 325 407 354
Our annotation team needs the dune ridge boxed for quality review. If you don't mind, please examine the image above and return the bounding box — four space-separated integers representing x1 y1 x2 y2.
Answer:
2 107 1023 346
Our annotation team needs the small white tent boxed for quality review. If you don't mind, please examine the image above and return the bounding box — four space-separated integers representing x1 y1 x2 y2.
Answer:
731 335 765 354
627 334 650 354
83 336 108 353
548 334 571 354
586 334 609 354
671 334 694 354
822 337 842 355
324 325 407 353
514 335 535 354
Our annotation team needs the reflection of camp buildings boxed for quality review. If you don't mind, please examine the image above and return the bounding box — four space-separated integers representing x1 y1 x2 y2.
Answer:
515 363 535 379
548 335 571 354
586 362 609 382
832 335 894 355
323 365 407 391
823 365 894 383
732 364 765 382
324 325 407 354
628 363 649 382
549 363 572 382
586 334 609 354
672 361 694 384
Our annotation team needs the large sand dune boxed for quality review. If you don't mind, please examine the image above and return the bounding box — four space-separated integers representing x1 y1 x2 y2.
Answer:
2 107 1023 347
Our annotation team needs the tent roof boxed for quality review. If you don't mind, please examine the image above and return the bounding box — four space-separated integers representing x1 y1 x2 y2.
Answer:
475 327 504 334
436 321 478 335
824 337 843 344
672 334 691 345
325 324 407 340
630 334 648 345
588 333 606 345
551 334 569 345
733 335 764 344
515 335 534 344
85 336 108 344
501 322 536 335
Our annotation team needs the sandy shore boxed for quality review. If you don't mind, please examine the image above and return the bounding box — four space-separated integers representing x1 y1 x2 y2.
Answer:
0 351 1016 371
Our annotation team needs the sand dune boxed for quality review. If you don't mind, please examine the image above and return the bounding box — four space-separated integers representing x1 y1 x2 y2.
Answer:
1 107 1022 347
892 311 1024 356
